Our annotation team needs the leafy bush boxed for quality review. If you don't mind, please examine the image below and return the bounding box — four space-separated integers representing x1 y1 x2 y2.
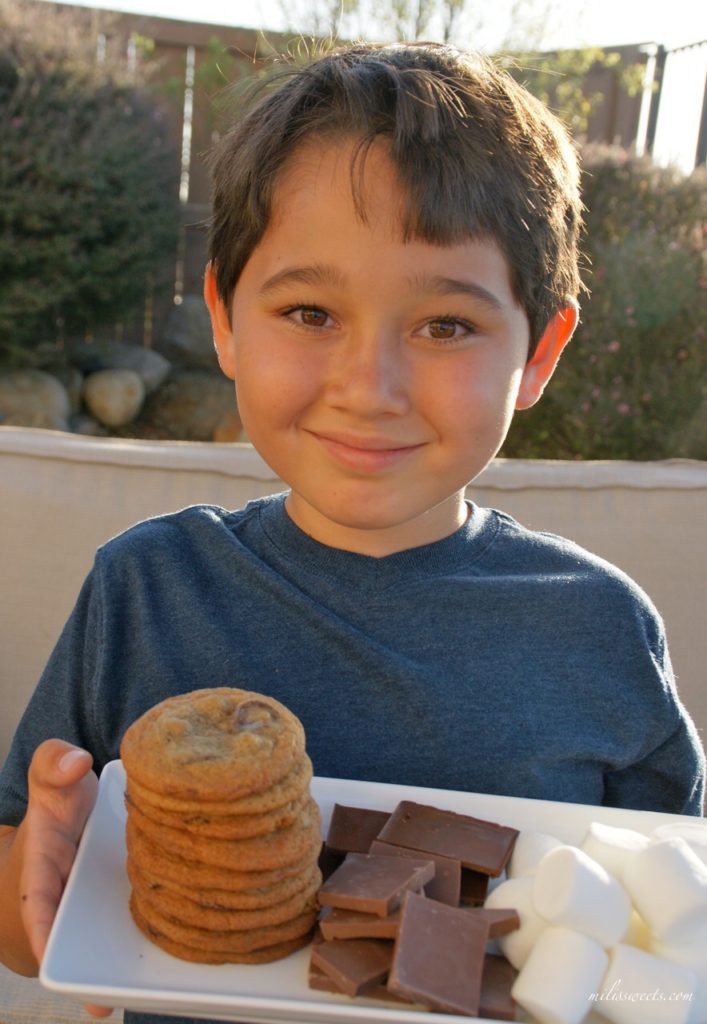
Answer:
504 146 706 460
0 11 179 363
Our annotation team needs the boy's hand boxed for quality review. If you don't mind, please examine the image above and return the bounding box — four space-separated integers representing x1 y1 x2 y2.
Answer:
20 739 112 1017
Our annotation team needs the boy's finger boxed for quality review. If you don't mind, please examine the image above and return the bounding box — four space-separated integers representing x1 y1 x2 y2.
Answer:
21 861 66 964
28 739 93 791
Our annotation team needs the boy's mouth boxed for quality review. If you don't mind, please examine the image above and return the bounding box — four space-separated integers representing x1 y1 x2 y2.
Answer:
307 430 425 472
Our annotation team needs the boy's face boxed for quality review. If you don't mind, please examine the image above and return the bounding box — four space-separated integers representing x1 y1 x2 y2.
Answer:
206 138 575 556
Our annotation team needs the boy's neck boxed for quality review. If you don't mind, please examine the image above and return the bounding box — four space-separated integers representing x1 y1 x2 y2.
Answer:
283 491 471 558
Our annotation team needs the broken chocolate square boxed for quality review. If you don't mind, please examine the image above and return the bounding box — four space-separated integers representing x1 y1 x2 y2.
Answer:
319 905 401 940
311 937 393 997
318 852 435 917
459 866 490 905
387 889 490 1015
480 952 518 1020
308 962 411 1003
377 800 519 876
326 804 391 853
469 907 521 938
318 842 345 882
369 839 461 906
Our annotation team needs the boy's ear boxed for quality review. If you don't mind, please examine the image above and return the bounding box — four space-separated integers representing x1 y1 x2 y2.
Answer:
515 303 578 411
203 262 236 380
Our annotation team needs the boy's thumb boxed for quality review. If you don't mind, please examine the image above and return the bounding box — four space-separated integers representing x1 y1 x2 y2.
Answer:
29 739 93 790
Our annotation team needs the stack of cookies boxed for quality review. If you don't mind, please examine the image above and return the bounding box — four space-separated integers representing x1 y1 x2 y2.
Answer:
120 687 322 964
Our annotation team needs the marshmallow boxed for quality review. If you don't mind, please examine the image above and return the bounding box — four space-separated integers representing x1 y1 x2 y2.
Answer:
580 822 649 878
650 933 707 1024
484 875 546 970
508 829 564 878
623 910 652 951
595 943 698 1024
532 844 631 948
623 837 707 945
511 925 608 1024
651 822 707 868
650 933 707 972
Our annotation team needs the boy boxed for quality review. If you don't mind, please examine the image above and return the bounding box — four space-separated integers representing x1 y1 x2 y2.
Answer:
0 41 704 1024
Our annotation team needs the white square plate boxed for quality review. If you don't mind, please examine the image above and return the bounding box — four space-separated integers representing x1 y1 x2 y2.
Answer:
41 761 691 1023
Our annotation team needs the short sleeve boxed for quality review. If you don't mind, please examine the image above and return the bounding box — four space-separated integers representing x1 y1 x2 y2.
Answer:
604 711 705 814
0 566 104 826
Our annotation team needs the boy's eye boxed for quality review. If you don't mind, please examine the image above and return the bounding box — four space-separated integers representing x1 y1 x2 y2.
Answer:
284 306 333 329
421 318 476 342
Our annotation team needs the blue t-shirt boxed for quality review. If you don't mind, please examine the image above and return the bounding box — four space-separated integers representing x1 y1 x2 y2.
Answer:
1 494 704 1024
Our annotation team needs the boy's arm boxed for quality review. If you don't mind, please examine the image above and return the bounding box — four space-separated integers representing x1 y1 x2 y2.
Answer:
0 825 33 973
605 711 706 815
0 739 98 975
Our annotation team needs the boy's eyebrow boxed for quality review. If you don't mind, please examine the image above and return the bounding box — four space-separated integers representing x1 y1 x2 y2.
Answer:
410 274 505 313
259 265 505 313
259 264 345 295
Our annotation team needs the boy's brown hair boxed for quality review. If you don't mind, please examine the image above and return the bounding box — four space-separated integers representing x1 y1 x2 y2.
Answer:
208 42 583 355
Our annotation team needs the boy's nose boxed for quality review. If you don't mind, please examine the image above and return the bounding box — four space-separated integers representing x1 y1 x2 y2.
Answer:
326 329 410 417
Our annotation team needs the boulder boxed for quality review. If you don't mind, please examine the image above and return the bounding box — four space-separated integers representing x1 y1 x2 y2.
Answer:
135 371 236 441
69 341 171 393
159 295 218 370
83 369 146 427
0 369 70 430
46 365 85 414
212 409 243 443
69 412 107 436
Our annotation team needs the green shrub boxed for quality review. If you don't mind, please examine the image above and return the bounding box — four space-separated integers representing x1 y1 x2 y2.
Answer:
0 14 179 363
503 146 706 461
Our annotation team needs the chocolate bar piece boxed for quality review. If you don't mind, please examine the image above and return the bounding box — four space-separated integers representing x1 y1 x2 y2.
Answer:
319 905 401 940
326 804 391 853
310 937 393 997
470 907 521 938
479 952 518 1020
318 852 435 917
308 962 411 1003
369 839 461 906
377 800 519 876
459 866 490 905
387 890 490 1015
318 842 345 882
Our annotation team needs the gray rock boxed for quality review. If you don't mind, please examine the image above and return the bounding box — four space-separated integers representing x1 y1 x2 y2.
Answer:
1 410 70 431
69 412 107 436
0 369 70 429
45 365 85 414
135 371 235 441
69 341 171 394
83 369 146 427
159 295 218 370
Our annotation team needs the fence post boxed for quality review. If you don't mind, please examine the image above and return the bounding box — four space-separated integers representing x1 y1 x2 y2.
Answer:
644 44 667 158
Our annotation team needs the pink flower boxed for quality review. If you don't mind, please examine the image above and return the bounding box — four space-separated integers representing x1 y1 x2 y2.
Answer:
607 340 621 353
616 403 631 415
591 386 601 399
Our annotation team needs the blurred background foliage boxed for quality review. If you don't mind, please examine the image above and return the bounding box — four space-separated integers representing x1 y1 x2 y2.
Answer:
0 0 704 458
503 149 706 460
0 1 179 363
